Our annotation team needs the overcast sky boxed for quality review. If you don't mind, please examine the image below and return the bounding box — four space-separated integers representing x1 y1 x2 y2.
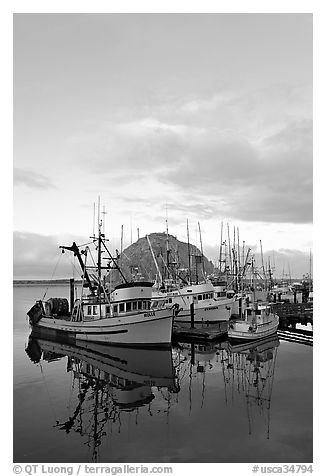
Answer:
13 13 313 279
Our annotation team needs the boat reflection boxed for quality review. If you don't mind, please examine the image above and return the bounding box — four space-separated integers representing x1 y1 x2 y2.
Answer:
172 337 279 439
221 335 280 438
25 334 178 462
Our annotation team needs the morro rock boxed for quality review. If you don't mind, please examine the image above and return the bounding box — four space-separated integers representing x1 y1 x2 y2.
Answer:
111 232 214 286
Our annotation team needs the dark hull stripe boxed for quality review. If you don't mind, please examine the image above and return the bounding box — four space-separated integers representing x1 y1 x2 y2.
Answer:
35 324 128 336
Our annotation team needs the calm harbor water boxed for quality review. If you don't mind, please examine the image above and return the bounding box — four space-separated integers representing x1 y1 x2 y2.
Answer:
13 284 313 463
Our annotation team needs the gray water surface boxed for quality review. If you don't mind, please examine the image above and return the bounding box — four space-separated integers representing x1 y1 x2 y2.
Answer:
13 285 313 463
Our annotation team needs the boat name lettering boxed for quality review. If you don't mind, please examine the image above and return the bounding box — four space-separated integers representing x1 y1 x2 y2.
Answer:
204 306 219 311
144 311 156 317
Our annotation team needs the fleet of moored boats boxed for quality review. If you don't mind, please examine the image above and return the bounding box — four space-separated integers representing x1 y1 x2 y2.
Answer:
26 211 312 347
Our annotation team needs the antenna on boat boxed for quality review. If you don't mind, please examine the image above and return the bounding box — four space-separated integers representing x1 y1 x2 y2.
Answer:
102 205 107 235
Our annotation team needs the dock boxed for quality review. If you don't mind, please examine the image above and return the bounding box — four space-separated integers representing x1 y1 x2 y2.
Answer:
172 321 228 342
278 328 313 346
272 302 313 328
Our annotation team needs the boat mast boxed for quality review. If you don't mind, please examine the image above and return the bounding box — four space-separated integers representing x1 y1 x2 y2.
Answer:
97 197 102 304
198 221 205 280
219 221 223 274
227 223 232 279
147 235 163 285
165 205 171 279
120 225 124 270
309 248 312 290
260 240 267 290
187 219 192 285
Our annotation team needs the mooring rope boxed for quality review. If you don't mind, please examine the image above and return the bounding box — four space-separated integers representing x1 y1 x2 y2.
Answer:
41 252 63 301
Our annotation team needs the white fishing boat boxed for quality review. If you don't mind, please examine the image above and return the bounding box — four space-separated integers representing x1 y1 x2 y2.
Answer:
27 217 173 347
228 301 279 341
153 281 235 325
271 282 304 304
148 224 235 325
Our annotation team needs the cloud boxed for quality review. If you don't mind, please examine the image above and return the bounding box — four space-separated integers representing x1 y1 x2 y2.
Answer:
158 119 312 224
13 232 83 279
14 168 56 189
66 83 312 225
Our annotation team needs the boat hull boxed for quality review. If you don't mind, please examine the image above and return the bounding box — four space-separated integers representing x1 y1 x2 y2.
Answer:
173 300 233 324
31 309 173 347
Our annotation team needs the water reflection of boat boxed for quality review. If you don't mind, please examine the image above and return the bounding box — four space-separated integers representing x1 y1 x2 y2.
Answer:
221 335 279 438
25 334 177 461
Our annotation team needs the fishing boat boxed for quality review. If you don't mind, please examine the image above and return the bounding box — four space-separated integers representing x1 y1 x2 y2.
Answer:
147 222 235 325
27 213 173 347
228 300 279 341
271 283 302 303
154 281 234 325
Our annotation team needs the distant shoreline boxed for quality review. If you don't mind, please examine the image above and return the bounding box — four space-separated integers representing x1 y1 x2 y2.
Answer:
13 279 82 286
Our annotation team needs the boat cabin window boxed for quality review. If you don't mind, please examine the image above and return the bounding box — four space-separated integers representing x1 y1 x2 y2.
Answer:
256 310 261 315
198 295 203 301
87 305 92 315
106 305 110 315
93 306 98 315
114 300 152 314
216 291 226 298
